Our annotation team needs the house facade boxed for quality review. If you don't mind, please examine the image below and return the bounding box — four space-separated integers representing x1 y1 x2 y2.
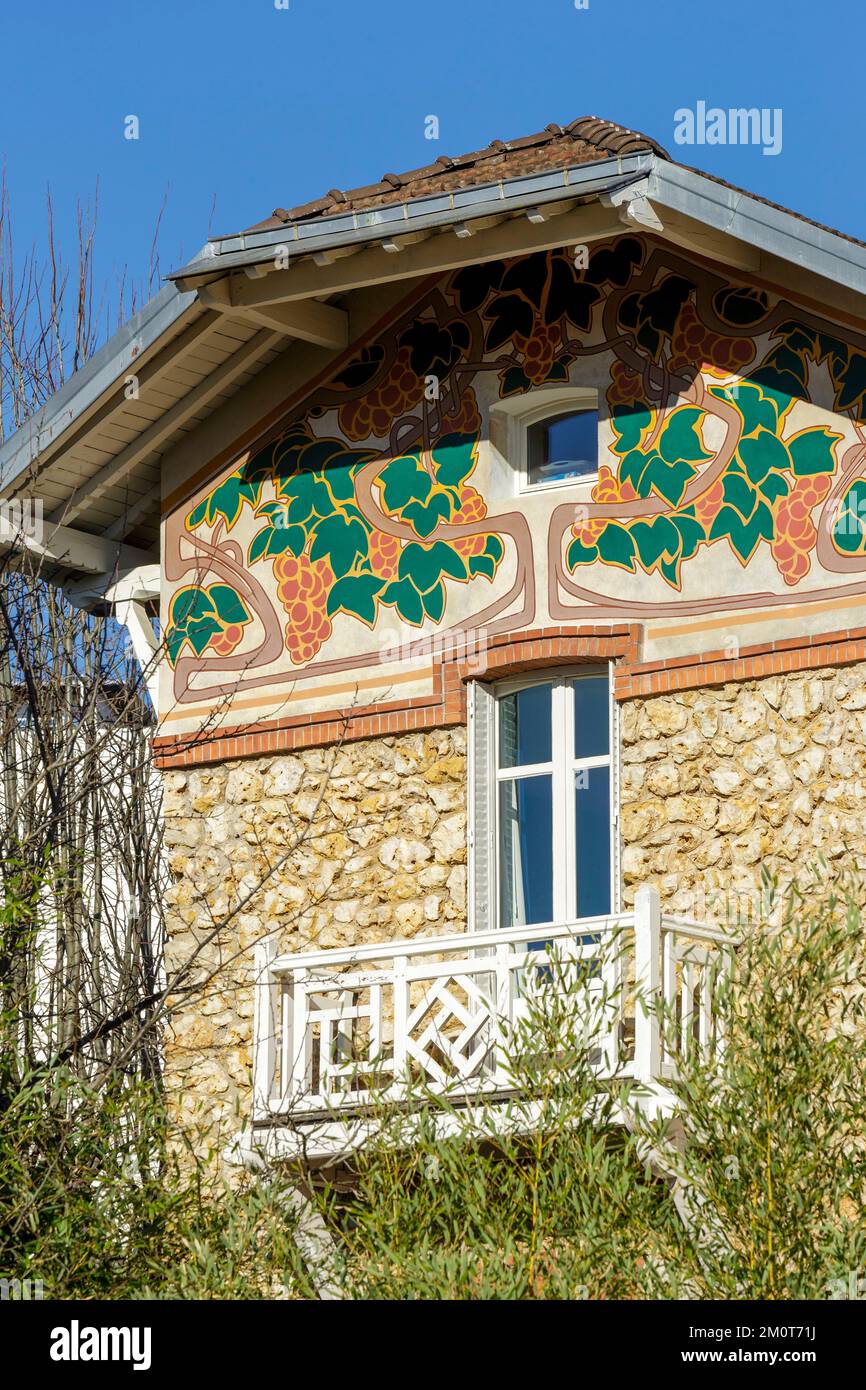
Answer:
6 118 866 1155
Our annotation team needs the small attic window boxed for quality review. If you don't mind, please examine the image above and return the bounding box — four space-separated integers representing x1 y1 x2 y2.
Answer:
525 406 598 488
490 388 600 495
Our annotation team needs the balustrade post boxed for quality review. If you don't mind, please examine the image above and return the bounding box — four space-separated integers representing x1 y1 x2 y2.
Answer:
253 936 278 1119
633 885 661 1084
392 955 408 1090
290 966 311 1104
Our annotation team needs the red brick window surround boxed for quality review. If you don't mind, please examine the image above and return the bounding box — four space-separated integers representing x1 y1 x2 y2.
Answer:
152 625 642 769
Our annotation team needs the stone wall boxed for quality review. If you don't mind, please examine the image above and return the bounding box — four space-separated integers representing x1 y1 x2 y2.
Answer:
620 661 866 919
162 658 866 1144
162 727 467 1144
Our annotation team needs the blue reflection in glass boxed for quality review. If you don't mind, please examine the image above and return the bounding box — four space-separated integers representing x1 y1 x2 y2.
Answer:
573 675 609 760
498 683 551 768
527 410 598 485
498 774 552 929
575 766 611 916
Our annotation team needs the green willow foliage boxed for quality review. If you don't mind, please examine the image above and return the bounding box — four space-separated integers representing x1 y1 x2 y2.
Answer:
314 874 866 1301
0 867 310 1300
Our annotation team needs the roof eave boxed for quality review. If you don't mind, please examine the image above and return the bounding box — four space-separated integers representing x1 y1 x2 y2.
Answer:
169 152 655 284
0 280 198 494
649 161 866 298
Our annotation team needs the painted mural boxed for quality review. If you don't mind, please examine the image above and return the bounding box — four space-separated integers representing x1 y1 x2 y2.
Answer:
163 234 866 709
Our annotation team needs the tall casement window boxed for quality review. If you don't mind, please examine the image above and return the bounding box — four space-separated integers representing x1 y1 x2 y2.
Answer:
468 670 619 932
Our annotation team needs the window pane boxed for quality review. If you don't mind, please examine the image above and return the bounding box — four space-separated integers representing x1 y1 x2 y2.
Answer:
573 675 609 760
527 409 598 486
498 775 553 928
498 683 552 768
575 766 611 917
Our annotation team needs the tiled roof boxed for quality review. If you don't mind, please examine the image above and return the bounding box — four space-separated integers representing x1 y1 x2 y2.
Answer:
246 117 669 232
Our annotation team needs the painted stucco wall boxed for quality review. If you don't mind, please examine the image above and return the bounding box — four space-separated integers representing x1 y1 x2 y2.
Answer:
158 234 866 749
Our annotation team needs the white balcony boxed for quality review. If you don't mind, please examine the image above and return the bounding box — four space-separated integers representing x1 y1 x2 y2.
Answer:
246 886 738 1165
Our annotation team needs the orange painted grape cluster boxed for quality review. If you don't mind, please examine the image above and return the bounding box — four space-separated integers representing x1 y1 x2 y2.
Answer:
273 552 335 664
670 302 755 377
368 528 401 580
771 473 831 585
693 476 725 530
514 317 561 385
607 359 644 408
339 346 423 440
442 389 481 436
208 623 245 657
572 464 637 546
452 484 489 560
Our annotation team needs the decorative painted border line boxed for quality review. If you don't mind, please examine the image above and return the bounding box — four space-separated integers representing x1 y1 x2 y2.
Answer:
152 621 866 768
152 625 640 768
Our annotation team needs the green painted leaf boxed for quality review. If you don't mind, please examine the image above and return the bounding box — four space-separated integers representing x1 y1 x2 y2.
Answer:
630 515 680 570
432 434 478 489
248 528 272 564
380 456 432 512
310 513 368 577
832 478 866 554
483 534 504 565
596 523 636 571
723 381 779 436
566 536 599 569
170 587 216 626
752 343 809 401
277 472 333 524
722 472 759 521
622 448 695 507
326 574 385 624
381 577 424 626
738 428 790 483
499 365 532 397
757 472 789 505
468 553 496 580
264 524 306 558
422 582 446 622
401 493 452 538
709 501 773 562
399 540 467 592
610 403 652 457
833 350 866 414
658 407 711 465
787 428 841 476
185 615 222 656
209 585 249 625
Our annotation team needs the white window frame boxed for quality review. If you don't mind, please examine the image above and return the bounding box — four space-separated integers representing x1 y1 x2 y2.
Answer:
488 665 620 930
489 387 600 497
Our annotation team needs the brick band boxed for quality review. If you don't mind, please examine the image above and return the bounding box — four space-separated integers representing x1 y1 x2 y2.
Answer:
153 622 866 768
153 626 640 768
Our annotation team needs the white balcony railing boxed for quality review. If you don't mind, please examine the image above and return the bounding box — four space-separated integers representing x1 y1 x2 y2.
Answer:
251 886 739 1128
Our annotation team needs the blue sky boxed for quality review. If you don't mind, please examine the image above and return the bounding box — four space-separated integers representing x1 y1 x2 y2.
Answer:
0 0 862 332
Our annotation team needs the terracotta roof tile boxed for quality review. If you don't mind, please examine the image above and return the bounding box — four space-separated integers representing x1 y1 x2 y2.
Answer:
236 114 866 259
247 116 667 233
